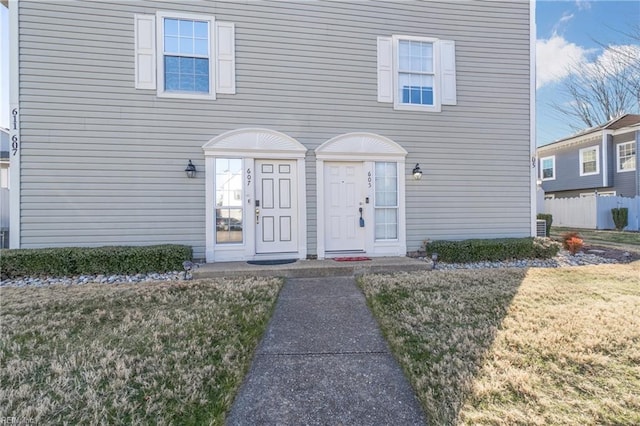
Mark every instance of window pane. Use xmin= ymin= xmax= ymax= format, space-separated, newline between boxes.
xmin=165 ymin=56 xmax=179 ymax=73
xmin=399 ymin=73 xmax=433 ymax=105
xmin=194 ymin=21 xmax=208 ymax=38
xmin=195 ymin=58 xmax=209 ymax=75
xmin=179 ymin=20 xmax=194 ymax=37
xmin=375 ymin=208 xmax=397 ymax=240
xmin=164 ymin=36 xmax=179 ymax=54
xmin=164 ymin=19 xmax=179 ymax=36
xmin=216 ymin=208 xmax=243 ymax=244
xmin=194 ymin=38 xmax=208 ymax=56
xmin=179 ymin=37 xmax=194 ymax=55
xmin=195 ymin=74 xmax=209 ymax=93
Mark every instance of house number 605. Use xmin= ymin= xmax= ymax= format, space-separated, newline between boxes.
xmin=367 ymin=171 xmax=372 ymax=188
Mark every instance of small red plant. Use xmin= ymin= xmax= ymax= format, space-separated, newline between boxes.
xmin=561 ymin=231 xmax=581 ymax=250
xmin=566 ymin=237 xmax=584 ymax=255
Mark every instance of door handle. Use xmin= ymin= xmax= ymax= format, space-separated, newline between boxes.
xmin=256 ymin=208 xmax=260 ymax=224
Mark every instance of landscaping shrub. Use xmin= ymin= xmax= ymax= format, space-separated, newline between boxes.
xmin=0 ymin=244 xmax=192 ymax=279
xmin=536 ymin=213 xmax=553 ymax=236
xmin=561 ymin=231 xmax=581 ymax=250
xmin=422 ymin=237 xmax=560 ymax=263
xmin=611 ymin=208 xmax=628 ymax=231
xmin=566 ymin=237 xmax=584 ymax=255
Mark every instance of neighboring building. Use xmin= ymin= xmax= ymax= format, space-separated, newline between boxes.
xmin=0 ymin=128 xmax=8 ymax=189
xmin=7 ymin=0 xmax=536 ymax=262
xmin=537 ymin=115 xmax=640 ymax=199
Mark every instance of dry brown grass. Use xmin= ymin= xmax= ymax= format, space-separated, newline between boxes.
xmin=359 ymin=263 xmax=640 ymax=425
xmin=0 ymin=277 xmax=282 ymax=425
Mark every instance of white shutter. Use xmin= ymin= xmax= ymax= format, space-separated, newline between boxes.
xmin=215 ymin=22 xmax=236 ymax=94
xmin=440 ymin=40 xmax=457 ymax=106
xmin=377 ymin=36 xmax=393 ymax=103
xmin=134 ymin=14 xmax=156 ymax=90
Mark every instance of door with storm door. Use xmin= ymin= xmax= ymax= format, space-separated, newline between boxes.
xmin=255 ymin=160 xmax=298 ymax=254
xmin=324 ymin=162 xmax=365 ymax=252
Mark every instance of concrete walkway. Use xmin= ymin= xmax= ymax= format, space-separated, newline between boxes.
xmin=226 ymin=276 xmax=427 ymax=425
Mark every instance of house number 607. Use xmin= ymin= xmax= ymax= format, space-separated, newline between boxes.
xmin=247 ymin=168 xmax=252 ymax=186
xmin=11 ymin=135 xmax=19 ymax=156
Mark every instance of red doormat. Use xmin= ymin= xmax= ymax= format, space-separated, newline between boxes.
xmin=333 ymin=257 xmax=372 ymax=262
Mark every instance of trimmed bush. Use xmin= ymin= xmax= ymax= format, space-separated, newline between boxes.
xmin=537 ymin=213 xmax=553 ymax=236
xmin=422 ymin=237 xmax=560 ymax=263
xmin=0 ymin=244 xmax=192 ymax=280
xmin=611 ymin=208 xmax=628 ymax=231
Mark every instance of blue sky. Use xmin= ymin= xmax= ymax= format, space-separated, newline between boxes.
xmin=536 ymin=0 xmax=640 ymax=146
xmin=1 ymin=2 xmax=639 ymax=144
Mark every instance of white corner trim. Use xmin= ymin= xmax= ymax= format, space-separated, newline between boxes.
xmin=9 ymin=0 xmax=20 ymax=248
xmin=530 ymin=0 xmax=537 ymax=237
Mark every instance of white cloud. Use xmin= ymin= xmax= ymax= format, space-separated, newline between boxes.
xmin=575 ymin=0 xmax=591 ymax=11
xmin=536 ymin=35 xmax=589 ymax=88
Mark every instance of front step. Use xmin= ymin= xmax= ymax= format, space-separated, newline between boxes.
xmin=192 ymin=257 xmax=432 ymax=279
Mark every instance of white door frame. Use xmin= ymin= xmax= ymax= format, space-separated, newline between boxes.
xmin=202 ymin=129 xmax=307 ymax=262
xmin=315 ymin=133 xmax=408 ymax=259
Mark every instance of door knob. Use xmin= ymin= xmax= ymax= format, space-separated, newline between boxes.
xmin=256 ymin=208 xmax=260 ymax=224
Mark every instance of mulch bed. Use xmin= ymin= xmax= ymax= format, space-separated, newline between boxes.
xmin=584 ymin=245 xmax=640 ymax=263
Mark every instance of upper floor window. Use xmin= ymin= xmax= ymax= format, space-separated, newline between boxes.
xmin=579 ymin=146 xmax=599 ymax=176
xmin=617 ymin=141 xmax=636 ymax=172
xmin=163 ymin=17 xmax=211 ymax=94
xmin=134 ymin=13 xmax=235 ymax=99
xmin=377 ymin=35 xmax=456 ymax=112
xmin=398 ymin=39 xmax=434 ymax=107
xmin=540 ymin=156 xmax=555 ymax=180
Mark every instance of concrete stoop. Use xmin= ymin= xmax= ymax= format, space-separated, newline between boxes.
xmin=192 ymin=256 xmax=433 ymax=279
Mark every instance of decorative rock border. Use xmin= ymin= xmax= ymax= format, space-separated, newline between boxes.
xmin=0 ymin=249 xmax=633 ymax=288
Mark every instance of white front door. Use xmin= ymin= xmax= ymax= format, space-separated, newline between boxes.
xmin=255 ymin=160 xmax=298 ymax=253
xmin=324 ymin=162 xmax=365 ymax=252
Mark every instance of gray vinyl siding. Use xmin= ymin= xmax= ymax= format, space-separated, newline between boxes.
xmin=613 ymin=131 xmax=639 ymax=197
xmin=18 ymin=0 xmax=532 ymax=258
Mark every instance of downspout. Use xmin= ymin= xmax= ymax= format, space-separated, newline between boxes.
xmin=529 ymin=0 xmax=537 ymax=237
xmin=8 ymin=0 xmax=20 ymax=248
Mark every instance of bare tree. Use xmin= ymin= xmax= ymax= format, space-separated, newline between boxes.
xmin=551 ymin=25 xmax=640 ymax=129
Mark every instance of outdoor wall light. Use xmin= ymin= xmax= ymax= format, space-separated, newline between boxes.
xmin=185 ymin=160 xmax=197 ymax=178
xmin=412 ymin=163 xmax=423 ymax=180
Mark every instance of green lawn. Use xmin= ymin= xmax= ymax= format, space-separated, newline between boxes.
xmin=551 ymin=227 xmax=640 ymax=252
xmin=360 ymin=264 xmax=640 ymax=425
xmin=0 ymin=277 xmax=282 ymax=425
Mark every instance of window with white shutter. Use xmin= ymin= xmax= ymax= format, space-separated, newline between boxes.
xmin=377 ymin=35 xmax=456 ymax=112
xmin=134 ymin=12 xmax=236 ymax=99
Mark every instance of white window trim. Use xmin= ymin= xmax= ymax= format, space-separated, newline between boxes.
xmin=156 ymin=11 xmax=216 ymax=100
xmin=392 ymin=35 xmax=441 ymax=112
xmin=579 ymin=145 xmax=600 ymax=177
xmin=617 ymin=141 xmax=636 ymax=173
xmin=540 ymin=155 xmax=555 ymax=181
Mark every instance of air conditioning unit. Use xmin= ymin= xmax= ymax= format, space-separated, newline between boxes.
xmin=536 ymin=219 xmax=547 ymax=237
